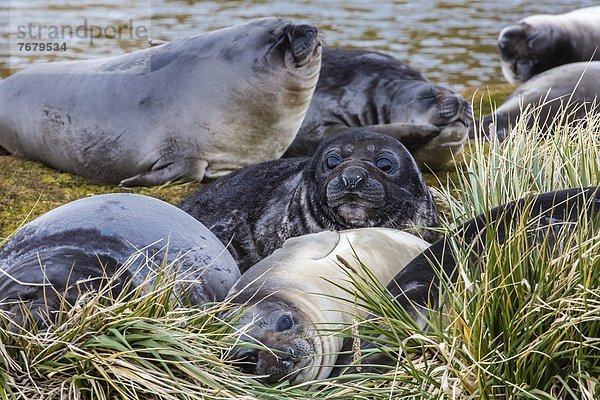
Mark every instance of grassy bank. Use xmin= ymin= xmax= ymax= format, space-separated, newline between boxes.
xmin=1 ymin=87 xmax=598 ymax=399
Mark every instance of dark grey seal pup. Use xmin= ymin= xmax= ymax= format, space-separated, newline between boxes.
xmin=0 ymin=18 xmax=321 ymax=186
xmin=283 ymin=48 xmax=472 ymax=171
xmin=388 ymin=186 xmax=599 ymax=328
xmin=179 ymin=129 xmax=440 ymax=272
xmin=481 ymin=62 xmax=600 ymax=140
xmin=498 ymin=6 xmax=600 ymax=83
xmin=0 ymin=193 xmax=240 ymax=327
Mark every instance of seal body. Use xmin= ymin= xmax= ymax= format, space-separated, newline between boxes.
xmin=481 ymin=62 xmax=600 ymax=140
xmin=226 ymin=228 xmax=430 ymax=383
xmin=498 ymin=7 xmax=600 ymax=83
xmin=179 ymin=129 xmax=440 ymax=272
xmin=284 ymin=48 xmax=472 ymax=170
xmin=0 ymin=18 xmax=321 ymax=186
xmin=387 ymin=187 xmax=600 ymax=324
xmin=0 ymin=193 xmax=240 ymax=326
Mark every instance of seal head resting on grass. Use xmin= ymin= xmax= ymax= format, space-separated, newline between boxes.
xmin=480 ymin=62 xmax=600 ymax=140
xmin=0 ymin=193 xmax=240 ymax=327
xmin=0 ymin=18 xmax=322 ymax=186
xmin=226 ymin=228 xmax=430 ymax=384
xmin=497 ymin=6 xmax=600 ymax=83
xmin=283 ymin=48 xmax=472 ymax=171
xmin=179 ymin=129 xmax=440 ymax=272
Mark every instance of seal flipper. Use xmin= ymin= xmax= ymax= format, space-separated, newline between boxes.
xmin=119 ymin=159 xmax=209 ymax=187
xmin=0 ymin=248 xmax=127 ymax=329
xmin=359 ymin=123 xmax=441 ymax=151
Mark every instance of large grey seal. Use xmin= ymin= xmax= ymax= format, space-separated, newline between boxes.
xmin=0 ymin=18 xmax=322 ymax=186
xmin=0 ymin=193 xmax=240 ymax=327
xmin=283 ymin=48 xmax=472 ymax=171
xmin=481 ymin=62 xmax=600 ymax=140
xmin=225 ymin=228 xmax=430 ymax=384
xmin=498 ymin=6 xmax=600 ymax=83
xmin=179 ymin=129 xmax=440 ymax=272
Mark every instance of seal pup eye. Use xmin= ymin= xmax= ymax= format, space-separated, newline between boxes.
xmin=375 ymin=157 xmax=395 ymax=173
xmin=276 ymin=315 xmax=294 ymax=332
xmin=324 ymin=154 xmax=342 ymax=170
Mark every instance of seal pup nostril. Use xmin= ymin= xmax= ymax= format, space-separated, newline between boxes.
xmin=287 ymin=347 xmax=296 ymax=359
xmin=340 ymin=167 xmax=367 ymax=189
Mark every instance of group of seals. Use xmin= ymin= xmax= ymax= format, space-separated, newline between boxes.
xmin=482 ymin=62 xmax=600 ymax=140
xmin=226 ymin=228 xmax=430 ymax=384
xmin=487 ymin=7 xmax=600 ymax=140
xmin=498 ymin=6 xmax=600 ymax=83
xmin=0 ymin=12 xmax=597 ymax=389
xmin=284 ymin=48 xmax=473 ymax=171
xmin=1 ymin=8 xmax=598 ymax=180
xmin=179 ymin=129 xmax=440 ymax=272
xmin=226 ymin=187 xmax=598 ymax=383
xmin=0 ymin=194 xmax=240 ymax=327
xmin=0 ymin=18 xmax=322 ymax=186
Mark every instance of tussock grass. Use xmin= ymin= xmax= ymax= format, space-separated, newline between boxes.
xmin=0 ymin=95 xmax=599 ymax=399
xmin=347 ymin=106 xmax=600 ymax=398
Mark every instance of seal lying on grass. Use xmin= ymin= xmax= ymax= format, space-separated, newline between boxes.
xmin=498 ymin=6 xmax=600 ymax=83
xmin=481 ymin=62 xmax=600 ymax=140
xmin=0 ymin=193 xmax=240 ymax=327
xmin=179 ymin=129 xmax=440 ymax=272
xmin=0 ymin=18 xmax=321 ymax=186
xmin=283 ymin=48 xmax=472 ymax=170
xmin=226 ymin=228 xmax=430 ymax=384
xmin=387 ymin=186 xmax=600 ymax=328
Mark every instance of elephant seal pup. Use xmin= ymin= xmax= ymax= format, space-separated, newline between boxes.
xmin=179 ymin=129 xmax=440 ymax=272
xmin=481 ymin=62 xmax=600 ymax=140
xmin=226 ymin=228 xmax=431 ymax=384
xmin=0 ymin=193 xmax=240 ymax=327
xmin=283 ymin=48 xmax=472 ymax=171
xmin=387 ymin=187 xmax=599 ymax=326
xmin=0 ymin=18 xmax=321 ymax=186
xmin=498 ymin=6 xmax=600 ymax=83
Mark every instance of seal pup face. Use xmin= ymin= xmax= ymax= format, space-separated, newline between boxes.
xmin=229 ymin=298 xmax=324 ymax=384
xmin=307 ymin=130 xmax=439 ymax=237
xmin=204 ymin=18 xmax=323 ymax=177
xmin=391 ymin=82 xmax=472 ymax=146
xmin=498 ymin=22 xmax=539 ymax=83
xmin=264 ymin=22 xmax=322 ymax=69
xmin=497 ymin=20 xmax=567 ymax=83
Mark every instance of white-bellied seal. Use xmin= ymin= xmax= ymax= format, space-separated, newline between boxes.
xmin=225 ymin=228 xmax=430 ymax=384
xmin=387 ymin=187 xmax=599 ymax=327
xmin=0 ymin=193 xmax=240 ymax=327
xmin=481 ymin=62 xmax=600 ymax=140
xmin=283 ymin=48 xmax=472 ymax=171
xmin=179 ymin=129 xmax=440 ymax=272
xmin=0 ymin=18 xmax=322 ymax=186
xmin=498 ymin=6 xmax=600 ymax=83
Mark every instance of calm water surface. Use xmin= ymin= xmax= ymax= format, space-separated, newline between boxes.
xmin=0 ymin=1 xmax=598 ymax=90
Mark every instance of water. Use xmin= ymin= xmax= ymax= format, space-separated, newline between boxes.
xmin=0 ymin=0 xmax=598 ymax=90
